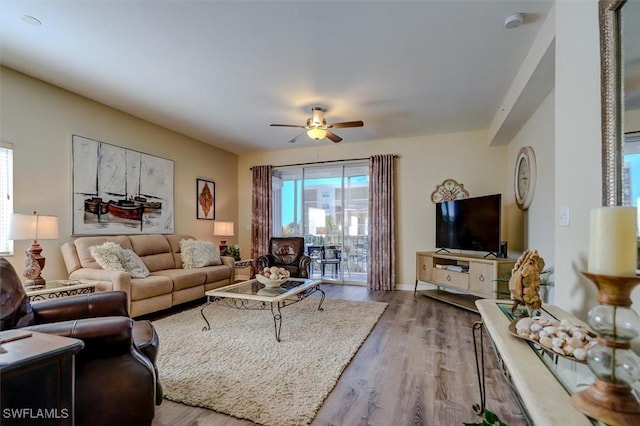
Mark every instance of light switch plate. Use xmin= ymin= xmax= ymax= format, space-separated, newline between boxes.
xmin=559 ymin=206 xmax=570 ymax=227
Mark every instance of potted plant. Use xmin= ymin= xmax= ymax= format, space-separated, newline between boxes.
xmin=221 ymin=245 xmax=241 ymax=261
xmin=463 ymin=409 xmax=508 ymax=426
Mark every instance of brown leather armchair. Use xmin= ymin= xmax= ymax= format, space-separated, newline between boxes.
xmin=0 ymin=257 xmax=161 ymax=426
xmin=257 ymin=237 xmax=312 ymax=278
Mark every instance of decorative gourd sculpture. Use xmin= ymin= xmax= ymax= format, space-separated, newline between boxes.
xmin=509 ymin=249 xmax=545 ymax=315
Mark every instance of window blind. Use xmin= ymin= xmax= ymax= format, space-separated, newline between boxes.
xmin=0 ymin=142 xmax=14 ymax=255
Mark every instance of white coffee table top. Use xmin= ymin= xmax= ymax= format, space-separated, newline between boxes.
xmin=205 ymin=278 xmax=321 ymax=303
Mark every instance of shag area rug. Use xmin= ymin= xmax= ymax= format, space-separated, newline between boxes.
xmin=153 ymin=296 xmax=387 ymax=426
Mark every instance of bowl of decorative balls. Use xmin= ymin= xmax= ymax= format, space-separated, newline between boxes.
xmin=255 ymin=267 xmax=291 ymax=288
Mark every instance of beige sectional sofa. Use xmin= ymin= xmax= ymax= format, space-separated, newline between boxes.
xmin=61 ymin=234 xmax=235 ymax=317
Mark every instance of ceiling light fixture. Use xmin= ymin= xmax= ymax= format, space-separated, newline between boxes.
xmin=504 ymin=13 xmax=524 ymax=29
xmin=306 ymin=127 xmax=327 ymax=140
xmin=20 ymin=15 xmax=42 ymax=26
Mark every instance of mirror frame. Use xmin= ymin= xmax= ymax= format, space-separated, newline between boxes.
xmin=599 ymin=0 xmax=626 ymax=206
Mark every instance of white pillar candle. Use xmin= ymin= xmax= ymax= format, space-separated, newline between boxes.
xmin=588 ymin=206 xmax=638 ymax=276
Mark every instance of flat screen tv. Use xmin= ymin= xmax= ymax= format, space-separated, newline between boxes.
xmin=435 ymin=194 xmax=501 ymax=253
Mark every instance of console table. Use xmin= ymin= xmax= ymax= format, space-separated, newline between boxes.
xmin=474 ymin=299 xmax=640 ymax=425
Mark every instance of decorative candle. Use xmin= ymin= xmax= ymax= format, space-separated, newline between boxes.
xmin=588 ymin=206 xmax=638 ymax=277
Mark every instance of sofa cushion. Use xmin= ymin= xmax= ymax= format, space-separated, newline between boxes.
xmin=89 ymin=242 xmax=126 ymax=271
xmin=153 ymin=269 xmax=206 ymax=291
xmin=200 ymin=264 xmax=233 ymax=283
xmin=129 ymin=276 xmax=174 ymax=301
xmin=129 ymin=235 xmax=175 ymax=272
xmin=75 ymin=236 xmax=133 ymax=269
xmin=179 ymin=239 xmax=221 ymax=268
xmin=165 ymin=234 xmax=193 ymax=268
xmin=119 ymin=249 xmax=150 ymax=278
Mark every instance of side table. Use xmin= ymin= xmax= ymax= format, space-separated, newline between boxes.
xmin=0 ymin=330 xmax=84 ymax=426
xmin=26 ymin=280 xmax=96 ymax=302
xmin=473 ymin=299 xmax=610 ymax=425
xmin=234 ymin=259 xmax=255 ymax=281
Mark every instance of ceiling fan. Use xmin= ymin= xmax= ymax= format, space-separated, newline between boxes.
xmin=270 ymin=106 xmax=364 ymax=143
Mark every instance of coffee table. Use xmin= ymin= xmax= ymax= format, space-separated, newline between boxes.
xmin=200 ymin=278 xmax=324 ymax=342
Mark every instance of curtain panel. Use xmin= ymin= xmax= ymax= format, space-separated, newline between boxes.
xmin=368 ymin=154 xmax=396 ymax=290
xmin=251 ymin=165 xmax=273 ymax=267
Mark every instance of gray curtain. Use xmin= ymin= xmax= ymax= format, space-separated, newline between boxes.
xmin=250 ymin=165 xmax=272 ymax=266
xmin=367 ymin=154 xmax=396 ymax=290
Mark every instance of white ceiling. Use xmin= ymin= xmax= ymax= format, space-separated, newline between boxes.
xmin=0 ymin=0 xmax=556 ymax=154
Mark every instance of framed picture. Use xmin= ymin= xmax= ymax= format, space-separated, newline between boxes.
xmin=72 ymin=135 xmax=174 ymax=235
xmin=196 ymin=178 xmax=215 ymax=220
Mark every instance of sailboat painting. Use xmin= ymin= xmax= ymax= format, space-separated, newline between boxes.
xmin=72 ymin=135 xmax=174 ymax=235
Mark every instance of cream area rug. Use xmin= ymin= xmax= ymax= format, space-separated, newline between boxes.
xmin=153 ymin=296 xmax=387 ymax=426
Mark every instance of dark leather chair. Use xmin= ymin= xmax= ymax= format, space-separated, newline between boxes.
xmin=0 ymin=257 xmax=162 ymax=426
xmin=257 ymin=237 xmax=312 ymax=278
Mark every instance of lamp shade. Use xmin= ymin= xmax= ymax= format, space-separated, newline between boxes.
xmin=213 ymin=221 xmax=234 ymax=237
xmin=9 ymin=212 xmax=59 ymax=241
xmin=306 ymin=128 xmax=327 ymax=140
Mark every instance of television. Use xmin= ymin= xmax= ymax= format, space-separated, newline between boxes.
xmin=435 ymin=194 xmax=501 ymax=253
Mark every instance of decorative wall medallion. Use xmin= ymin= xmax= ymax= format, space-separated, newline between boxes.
xmin=430 ymin=179 xmax=470 ymax=203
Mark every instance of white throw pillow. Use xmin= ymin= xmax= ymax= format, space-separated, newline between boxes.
xmin=118 ymin=248 xmax=150 ymax=278
xmin=180 ymin=239 xmax=222 ymax=268
xmin=89 ymin=241 xmax=126 ymax=271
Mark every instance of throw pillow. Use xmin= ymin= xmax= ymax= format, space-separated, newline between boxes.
xmin=118 ymin=248 xmax=150 ymax=278
xmin=89 ymin=242 xmax=126 ymax=271
xmin=180 ymin=239 xmax=222 ymax=269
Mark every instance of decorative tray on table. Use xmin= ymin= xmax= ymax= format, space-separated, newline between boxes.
xmin=507 ymin=317 xmax=597 ymax=364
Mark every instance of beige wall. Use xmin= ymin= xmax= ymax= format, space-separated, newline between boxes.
xmin=507 ymin=90 xmax=556 ymax=301
xmin=1 ymin=67 xmax=238 ymax=281
xmin=237 ymin=131 xmax=512 ymax=287
xmin=554 ymin=0 xmax=611 ymax=318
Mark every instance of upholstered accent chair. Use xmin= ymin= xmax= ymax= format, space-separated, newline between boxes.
xmin=0 ymin=257 xmax=162 ymax=426
xmin=257 ymin=237 xmax=312 ymax=278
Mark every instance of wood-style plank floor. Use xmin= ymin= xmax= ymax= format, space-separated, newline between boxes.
xmin=151 ymin=285 xmax=526 ymax=426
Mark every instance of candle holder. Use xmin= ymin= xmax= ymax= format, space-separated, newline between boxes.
xmin=570 ymin=272 xmax=640 ymax=426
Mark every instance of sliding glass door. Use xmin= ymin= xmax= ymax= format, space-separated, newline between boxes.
xmin=272 ymin=162 xmax=369 ymax=284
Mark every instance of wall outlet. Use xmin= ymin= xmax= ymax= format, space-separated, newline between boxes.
xmin=559 ymin=206 xmax=570 ymax=227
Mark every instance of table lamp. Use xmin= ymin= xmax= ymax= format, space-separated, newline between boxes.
xmin=213 ymin=221 xmax=234 ymax=252
xmin=9 ymin=211 xmax=59 ymax=287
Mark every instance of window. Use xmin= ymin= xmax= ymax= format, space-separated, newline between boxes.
xmin=0 ymin=142 xmax=14 ymax=255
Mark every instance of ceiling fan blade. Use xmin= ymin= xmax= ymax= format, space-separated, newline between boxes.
xmin=328 ymin=120 xmax=364 ymax=129
xmin=326 ymin=131 xmax=343 ymax=143
xmin=270 ymin=124 xmax=306 ymax=128
xmin=287 ymin=132 xmax=306 ymax=144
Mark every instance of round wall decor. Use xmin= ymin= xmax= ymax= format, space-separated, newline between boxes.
xmin=430 ymin=178 xmax=469 ymax=203
xmin=514 ymin=146 xmax=537 ymax=210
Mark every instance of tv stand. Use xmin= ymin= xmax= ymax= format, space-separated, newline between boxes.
xmin=414 ymin=251 xmax=515 ymax=312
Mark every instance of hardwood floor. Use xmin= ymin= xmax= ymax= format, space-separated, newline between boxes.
xmin=151 ymin=285 xmax=526 ymax=426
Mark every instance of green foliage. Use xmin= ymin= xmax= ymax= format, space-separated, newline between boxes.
xmin=221 ymin=245 xmax=241 ymax=261
xmin=463 ymin=409 xmax=508 ymax=426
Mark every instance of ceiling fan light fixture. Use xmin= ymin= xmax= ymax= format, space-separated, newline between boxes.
xmin=306 ymin=128 xmax=327 ymax=140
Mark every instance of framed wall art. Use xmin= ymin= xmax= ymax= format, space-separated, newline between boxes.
xmin=196 ymin=178 xmax=215 ymax=220
xmin=72 ymin=135 xmax=174 ymax=235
